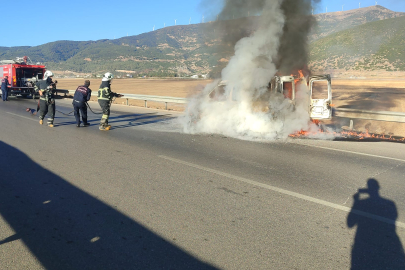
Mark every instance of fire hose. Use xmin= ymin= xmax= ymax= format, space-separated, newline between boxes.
xmin=86 ymin=102 xmax=103 ymax=115
xmin=26 ymin=96 xmax=120 ymax=116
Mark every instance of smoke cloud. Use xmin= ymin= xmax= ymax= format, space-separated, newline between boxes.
xmin=180 ymin=0 xmax=323 ymax=140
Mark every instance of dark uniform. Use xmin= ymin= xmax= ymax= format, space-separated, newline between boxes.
xmin=38 ymin=77 xmax=56 ymax=126
xmin=98 ymin=80 xmax=120 ymax=130
xmin=1 ymin=76 xmax=10 ymax=101
xmin=73 ymin=81 xmax=92 ymax=127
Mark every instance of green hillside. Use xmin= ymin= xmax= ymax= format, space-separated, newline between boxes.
xmin=311 ymin=5 xmax=404 ymax=41
xmin=309 ymin=15 xmax=405 ymax=71
xmin=0 ymin=5 xmax=404 ymax=76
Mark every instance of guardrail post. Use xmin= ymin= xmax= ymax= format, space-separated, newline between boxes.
xmin=126 ymin=98 xmax=128 ymax=106
xmin=165 ymin=102 xmax=168 ymax=110
xmin=145 ymin=100 xmax=147 ymax=108
xmin=349 ymin=120 xmax=353 ymax=130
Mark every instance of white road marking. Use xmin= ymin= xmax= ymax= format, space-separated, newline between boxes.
xmin=159 ymin=155 xmax=405 ymax=229
xmin=6 ymin=112 xmax=38 ymax=122
xmin=295 ymin=143 xmax=405 ymax=163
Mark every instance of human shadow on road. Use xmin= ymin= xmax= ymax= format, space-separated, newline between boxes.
xmin=347 ymin=178 xmax=405 ymax=269
xmin=0 ymin=141 xmax=218 ymax=270
xmin=55 ymin=113 xmax=174 ymax=129
xmin=108 ymin=115 xmax=176 ymax=130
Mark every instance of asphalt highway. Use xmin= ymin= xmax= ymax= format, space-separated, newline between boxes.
xmin=0 ymin=97 xmax=404 ymax=269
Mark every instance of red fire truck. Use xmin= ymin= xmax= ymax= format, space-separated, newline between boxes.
xmin=0 ymin=56 xmax=46 ymax=98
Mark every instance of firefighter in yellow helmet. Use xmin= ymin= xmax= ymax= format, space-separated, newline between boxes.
xmin=97 ymin=72 xmax=123 ymax=130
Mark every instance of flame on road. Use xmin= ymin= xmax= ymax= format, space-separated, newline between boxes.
xmin=289 ymin=126 xmax=405 ymax=142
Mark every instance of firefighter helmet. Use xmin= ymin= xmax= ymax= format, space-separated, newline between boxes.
xmin=102 ymin=72 xmax=114 ymax=81
xmin=44 ymin=70 xmax=54 ymax=79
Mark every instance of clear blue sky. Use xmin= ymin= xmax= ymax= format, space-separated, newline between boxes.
xmin=1 ymin=0 xmax=404 ymax=47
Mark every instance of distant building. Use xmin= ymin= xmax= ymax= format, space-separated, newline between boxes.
xmin=191 ymin=74 xmax=208 ymax=79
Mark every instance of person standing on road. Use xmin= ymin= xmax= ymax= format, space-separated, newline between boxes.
xmin=1 ymin=75 xmax=11 ymax=101
xmin=72 ymin=80 xmax=92 ymax=127
xmin=97 ymin=72 xmax=123 ymax=131
xmin=38 ymin=70 xmax=57 ymax=127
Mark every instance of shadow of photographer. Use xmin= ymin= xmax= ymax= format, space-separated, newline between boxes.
xmin=347 ymin=178 xmax=405 ymax=269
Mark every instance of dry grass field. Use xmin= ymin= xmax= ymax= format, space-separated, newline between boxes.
xmin=57 ymin=78 xmax=207 ymax=97
xmin=330 ymin=78 xmax=405 ymax=136
xmin=332 ymin=78 xmax=405 ymax=112
xmin=57 ymin=77 xmax=405 ymax=136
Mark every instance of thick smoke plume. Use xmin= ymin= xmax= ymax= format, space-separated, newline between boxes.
xmin=180 ymin=0 xmax=323 ymax=140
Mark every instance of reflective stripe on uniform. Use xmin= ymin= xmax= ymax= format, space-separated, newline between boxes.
xmin=98 ymin=87 xmax=111 ymax=100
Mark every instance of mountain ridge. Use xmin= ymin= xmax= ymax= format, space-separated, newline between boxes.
xmin=0 ymin=5 xmax=404 ymax=76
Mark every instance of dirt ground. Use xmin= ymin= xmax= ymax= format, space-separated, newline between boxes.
xmin=57 ymin=78 xmax=207 ymax=111
xmin=57 ymin=77 xmax=405 ymax=137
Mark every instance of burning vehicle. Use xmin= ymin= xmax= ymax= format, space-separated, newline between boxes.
xmin=181 ymin=0 xmax=337 ymax=140
xmin=183 ymin=72 xmax=332 ymax=139
xmin=206 ymin=73 xmax=332 ymax=121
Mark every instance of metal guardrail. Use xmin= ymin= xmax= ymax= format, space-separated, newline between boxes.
xmin=63 ymin=89 xmax=405 ymax=123
xmin=334 ymin=108 xmax=405 ymax=123
xmin=66 ymin=90 xmax=186 ymax=110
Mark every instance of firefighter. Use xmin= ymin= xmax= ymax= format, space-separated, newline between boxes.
xmin=72 ymin=80 xmax=92 ymax=127
xmin=38 ymin=70 xmax=57 ymax=127
xmin=1 ymin=75 xmax=11 ymax=101
xmin=97 ymin=72 xmax=123 ymax=130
